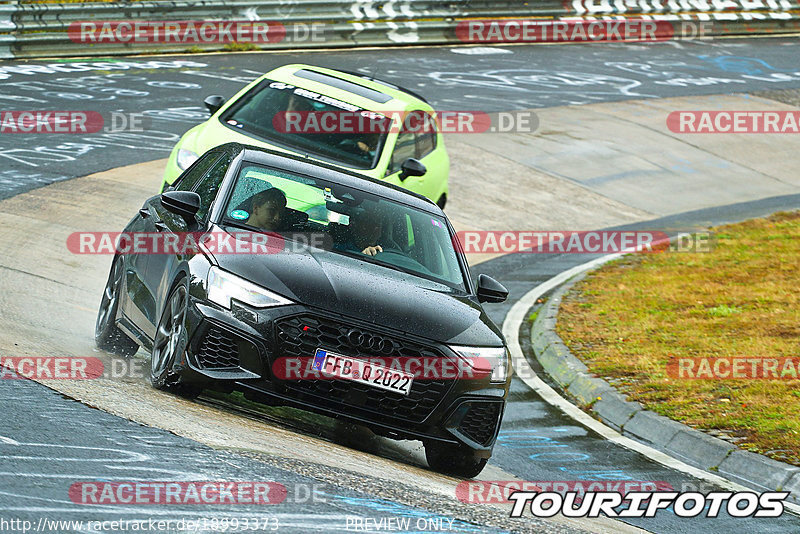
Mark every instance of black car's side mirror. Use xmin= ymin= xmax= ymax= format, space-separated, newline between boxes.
xmin=161 ymin=191 xmax=201 ymax=228
xmin=476 ymin=274 xmax=508 ymax=303
xmin=204 ymin=95 xmax=226 ymax=115
xmin=399 ymin=158 xmax=426 ymax=182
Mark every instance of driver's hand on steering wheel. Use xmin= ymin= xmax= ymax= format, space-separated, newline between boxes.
xmin=361 ymin=245 xmax=383 ymax=256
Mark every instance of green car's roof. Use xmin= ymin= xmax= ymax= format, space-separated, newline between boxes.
xmin=265 ymin=64 xmax=433 ymax=114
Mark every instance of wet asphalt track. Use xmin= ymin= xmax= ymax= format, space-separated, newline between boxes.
xmin=0 ymin=378 xmax=514 ymax=534
xmin=2 ymin=39 xmax=800 ymax=533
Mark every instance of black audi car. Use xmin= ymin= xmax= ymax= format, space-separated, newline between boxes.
xmin=95 ymin=142 xmax=510 ymax=477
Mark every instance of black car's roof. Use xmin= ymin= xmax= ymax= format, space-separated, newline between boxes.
xmin=222 ymin=143 xmax=442 ymax=215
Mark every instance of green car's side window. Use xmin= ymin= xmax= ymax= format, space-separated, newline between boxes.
xmin=416 ymin=130 xmax=436 ymax=159
xmin=386 ymin=112 xmax=437 ymax=176
xmin=387 ymin=132 xmax=416 ymax=175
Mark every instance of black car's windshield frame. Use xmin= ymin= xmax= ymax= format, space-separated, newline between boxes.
xmin=211 ymin=159 xmax=471 ymax=293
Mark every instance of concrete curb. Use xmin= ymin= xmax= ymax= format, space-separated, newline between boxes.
xmin=529 ymin=271 xmax=800 ymax=504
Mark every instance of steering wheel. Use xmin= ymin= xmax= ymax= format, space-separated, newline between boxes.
xmin=374 ymin=249 xmax=428 ymax=272
xmin=337 ymin=138 xmax=360 ymax=148
xmin=338 ymin=138 xmax=373 ymax=156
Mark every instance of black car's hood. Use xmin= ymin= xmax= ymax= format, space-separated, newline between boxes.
xmin=211 ymin=229 xmax=503 ymax=346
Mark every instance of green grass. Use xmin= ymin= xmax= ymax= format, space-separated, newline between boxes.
xmin=557 ymin=211 xmax=800 ymax=466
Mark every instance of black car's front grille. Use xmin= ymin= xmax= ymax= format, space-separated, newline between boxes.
xmin=458 ymin=401 xmax=503 ymax=446
xmin=196 ymin=327 xmax=240 ymax=369
xmin=274 ymin=314 xmax=455 ymax=424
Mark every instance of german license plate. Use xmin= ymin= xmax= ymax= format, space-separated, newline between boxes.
xmin=312 ymin=348 xmax=413 ymax=396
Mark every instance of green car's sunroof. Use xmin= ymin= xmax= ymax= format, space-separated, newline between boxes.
xmin=294 ymin=69 xmax=393 ymax=104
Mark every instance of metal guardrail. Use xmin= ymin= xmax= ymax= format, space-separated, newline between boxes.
xmin=0 ymin=0 xmax=799 ymax=59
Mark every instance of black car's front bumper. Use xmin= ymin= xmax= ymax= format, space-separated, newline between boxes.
xmin=180 ymin=297 xmax=507 ymax=455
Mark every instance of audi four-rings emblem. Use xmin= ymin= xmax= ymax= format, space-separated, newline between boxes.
xmin=346 ymin=328 xmax=394 ymax=354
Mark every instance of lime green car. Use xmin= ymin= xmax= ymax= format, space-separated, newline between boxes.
xmin=162 ymin=64 xmax=450 ymax=208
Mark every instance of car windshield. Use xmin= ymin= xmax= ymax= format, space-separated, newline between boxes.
xmin=220 ymin=80 xmax=389 ymax=170
xmin=222 ymin=164 xmax=466 ymax=291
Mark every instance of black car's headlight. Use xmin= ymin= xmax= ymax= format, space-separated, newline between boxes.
xmin=207 ymin=267 xmax=293 ymax=309
xmin=450 ymin=345 xmax=509 ymax=384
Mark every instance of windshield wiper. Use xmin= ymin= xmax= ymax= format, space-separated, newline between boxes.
xmin=221 ymin=219 xmax=262 ymax=233
xmin=335 ymin=249 xmax=429 ymax=280
xmin=220 ymin=220 xmax=291 ymax=244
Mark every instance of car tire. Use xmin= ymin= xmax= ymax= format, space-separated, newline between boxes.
xmin=424 ymin=440 xmax=487 ymax=478
xmin=436 ymin=194 xmax=447 ymax=210
xmin=95 ymin=257 xmax=139 ymax=357
xmin=149 ymin=280 xmax=202 ymax=399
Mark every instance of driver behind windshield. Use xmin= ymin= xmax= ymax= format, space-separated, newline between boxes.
xmin=338 ymin=205 xmax=395 ymax=257
xmin=245 ymin=188 xmax=287 ymax=232
xmin=352 ymin=132 xmax=380 ymax=161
